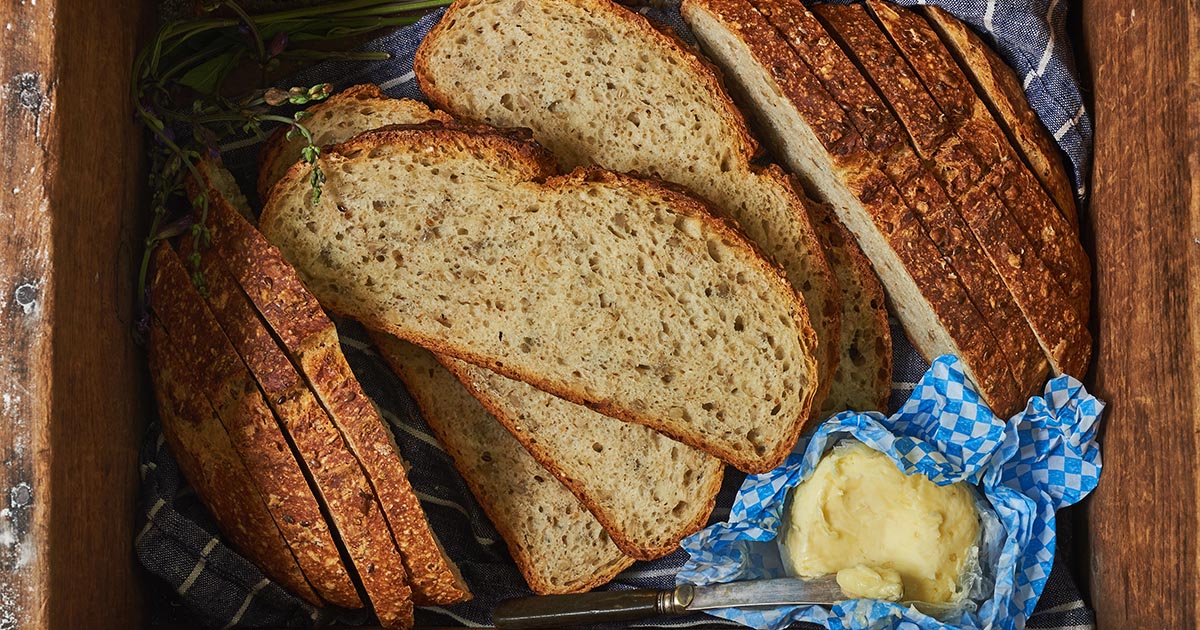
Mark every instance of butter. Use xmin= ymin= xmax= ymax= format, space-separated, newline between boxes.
xmin=778 ymin=442 xmax=979 ymax=604
xmin=836 ymin=565 xmax=904 ymax=601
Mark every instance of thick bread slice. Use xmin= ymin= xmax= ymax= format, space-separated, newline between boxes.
xmin=922 ymin=6 xmax=1078 ymax=230
xmin=182 ymin=238 xmax=414 ymax=626
xmin=864 ymin=0 xmax=1090 ymax=329
xmin=259 ymin=125 xmax=819 ymax=473
xmin=257 ymin=84 xmax=452 ymax=202
xmin=371 ymin=334 xmax=635 ymax=594
xmin=683 ymin=0 xmax=1028 ymax=414
xmin=149 ymin=244 xmax=362 ymax=609
xmin=415 ymin=0 xmax=841 ymax=422
xmin=810 ymin=3 xmax=1048 ymax=396
xmin=196 ymin=161 xmax=472 ymax=606
xmin=805 ymin=202 xmax=891 ymax=415
xmin=439 ymin=356 xmax=724 ymax=560
xmin=148 ymin=322 xmax=322 ymax=606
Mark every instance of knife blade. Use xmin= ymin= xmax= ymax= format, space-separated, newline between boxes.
xmin=492 ymin=576 xmax=843 ymax=629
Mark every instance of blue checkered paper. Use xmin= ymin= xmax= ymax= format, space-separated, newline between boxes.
xmin=677 ymin=356 xmax=1103 ymax=630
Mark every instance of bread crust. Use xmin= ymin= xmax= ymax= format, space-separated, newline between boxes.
xmin=922 ymin=6 xmax=1078 ymax=231
xmin=261 ymin=124 xmax=820 ymax=473
xmin=372 ymin=334 xmax=635 ymax=595
xmin=198 ymin=166 xmax=472 ymax=607
xmin=150 ymin=244 xmax=362 ymax=609
xmin=179 ymin=230 xmax=416 ymax=626
xmin=439 ymin=357 xmax=724 ymax=561
xmin=415 ymin=0 xmax=840 ymax=423
xmin=148 ymin=321 xmax=322 ymax=607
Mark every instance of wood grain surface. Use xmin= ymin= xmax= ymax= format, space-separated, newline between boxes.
xmin=0 ymin=0 xmax=149 ymax=627
xmin=1082 ymin=0 xmax=1200 ymax=627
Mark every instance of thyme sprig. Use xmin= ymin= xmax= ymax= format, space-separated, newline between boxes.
xmin=132 ymin=0 xmax=450 ymax=338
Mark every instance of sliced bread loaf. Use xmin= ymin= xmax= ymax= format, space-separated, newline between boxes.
xmin=415 ymin=0 xmax=842 ymax=422
xmin=682 ymin=0 xmax=1031 ymax=414
xmin=440 ymin=356 xmax=723 ymax=560
xmin=150 ymin=243 xmax=363 ymax=610
xmin=195 ymin=160 xmax=472 ymax=606
xmin=180 ymin=234 xmax=415 ymax=625
xmin=805 ymin=201 xmax=891 ymax=415
xmin=371 ymin=334 xmax=635 ymax=594
xmin=922 ymin=5 xmax=1078 ymax=231
xmin=258 ymin=125 xmax=819 ymax=473
xmin=148 ymin=320 xmax=322 ymax=606
xmin=257 ymin=84 xmax=452 ymax=202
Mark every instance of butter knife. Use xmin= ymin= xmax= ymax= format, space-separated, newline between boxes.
xmin=492 ymin=576 xmax=843 ymax=629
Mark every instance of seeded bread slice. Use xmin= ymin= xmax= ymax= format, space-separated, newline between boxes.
xmin=257 ymin=84 xmax=452 ymax=203
xmin=415 ymin=0 xmax=841 ymax=422
xmin=805 ymin=202 xmax=891 ymax=415
xmin=148 ymin=321 xmax=322 ymax=607
xmin=440 ymin=356 xmax=723 ymax=560
xmin=922 ymin=6 xmax=1078 ymax=231
xmin=259 ymin=125 xmax=819 ymax=473
xmin=371 ymin=334 xmax=635 ymax=594
xmin=180 ymin=235 xmax=415 ymax=626
xmin=195 ymin=161 xmax=472 ymax=606
xmin=683 ymin=0 xmax=1028 ymax=414
xmin=149 ymin=243 xmax=362 ymax=610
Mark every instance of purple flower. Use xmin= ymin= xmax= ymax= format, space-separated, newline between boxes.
xmin=268 ymin=32 xmax=288 ymax=58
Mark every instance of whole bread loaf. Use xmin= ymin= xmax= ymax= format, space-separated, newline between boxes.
xmin=259 ymin=124 xmax=819 ymax=473
xmin=195 ymin=160 xmax=472 ymax=607
xmin=372 ymin=334 xmax=635 ymax=594
xmin=415 ymin=0 xmax=842 ymax=422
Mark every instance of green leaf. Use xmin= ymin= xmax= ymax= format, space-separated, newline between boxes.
xmin=177 ymin=51 xmax=239 ymax=95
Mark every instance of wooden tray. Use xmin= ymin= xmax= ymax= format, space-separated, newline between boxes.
xmin=0 ymin=0 xmax=1188 ymax=627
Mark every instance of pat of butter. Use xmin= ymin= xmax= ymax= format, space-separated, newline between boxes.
xmin=778 ymin=442 xmax=979 ymax=604
xmin=836 ymin=565 xmax=904 ymax=601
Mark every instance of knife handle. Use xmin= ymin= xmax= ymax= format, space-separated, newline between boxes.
xmin=493 ymin=585 xmax=694 ymax=629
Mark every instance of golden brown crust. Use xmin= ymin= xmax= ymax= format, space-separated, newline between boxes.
xmin=148 ymin=321 xmax=323 ymax=607
xmin=805 ymin=201 xmax=892 ymax=414
xmin=437 ymin=356 xmax=724 ymax=561
xmin=198 ymin=167 xmax=472 ymax=607
xmin=371 ymin=334 xmax=635 ymax=594
xmin=182 ymin=236 xmax=416 ymax=626
xmin=922 ymin=6 xmax=1078 ymax=231
xmin=150 ymin=244 xmax=362 ymax=609
xmin=748 ymin=0 xmax=901 ymax=154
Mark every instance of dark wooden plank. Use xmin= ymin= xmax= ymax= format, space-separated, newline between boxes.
xmin=1083 ymin=0 xmax=1200 ymax=626
xmin=0 ymin=0 xmax=149 ymax=627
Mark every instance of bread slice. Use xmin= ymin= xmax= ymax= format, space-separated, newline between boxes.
xmin=371 ymin=334 xmax=635 ymax=594
xmin=149 ymin=243 xmax=362 ymax=610
xmin=148 ymin=321 xmax=322 ymax=606
xmin=922 ymin=6 xmax=1078 ymax=232
xmin=195 ymin=161 xmax=472 ymax=606
xmin=864 ymin=1 xmax=1090 ymax=328
xmin=257 ymin=84 xmax=452 ymax=202
xmin=259 ymin=124 xmax=819 ymax=473
xmin=682 ymin=0 xmax=1030 ymax=414
xmin=439 ymin=356 xmax=723 ymax=560
xmin=814 ymin=2 xmax=1087 ymax=379
xmin=808 ymin=3 xmax=1049 ymax=395
xmin=415 ymin=0 xmax=842 ymax=422
xmin=805 ymin=201 xmax=891 ymax=415
xmin=180 ymin=236 xmax=415 ymax=625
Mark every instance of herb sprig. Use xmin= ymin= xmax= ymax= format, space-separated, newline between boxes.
xmin=133 ymin=0 xmax=450 ymax=338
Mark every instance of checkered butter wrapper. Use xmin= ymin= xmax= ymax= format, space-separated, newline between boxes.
xmin=677 ymin=355 xmax=1103 ymax=630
